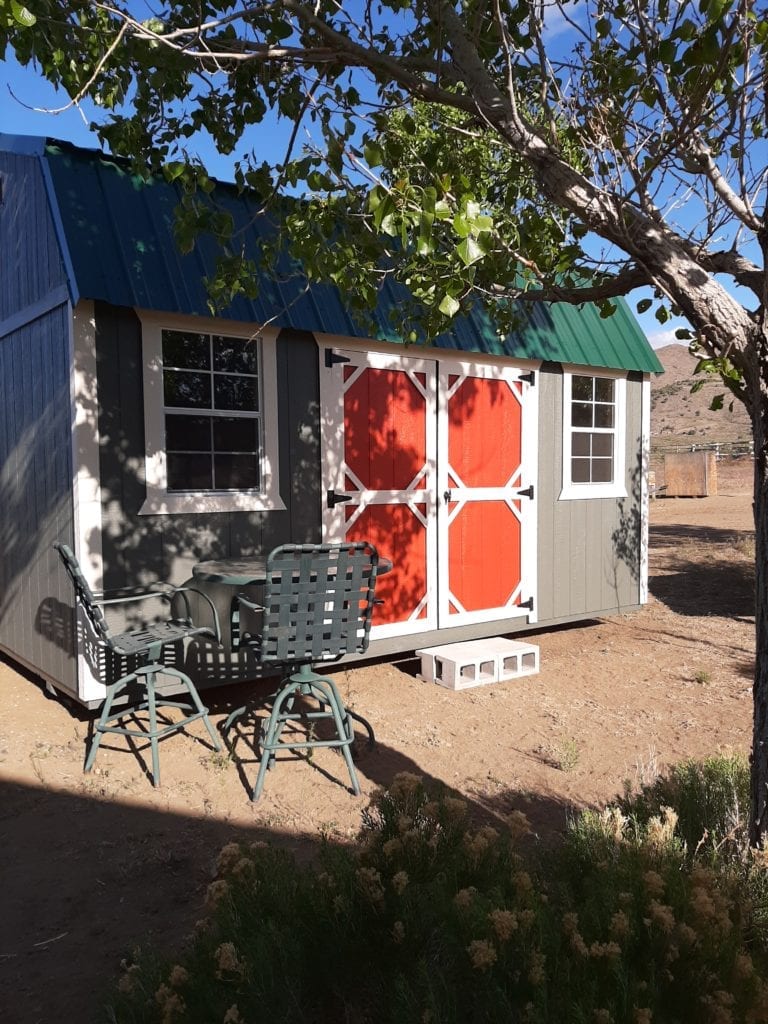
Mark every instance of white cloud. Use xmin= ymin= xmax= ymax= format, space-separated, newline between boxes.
xmin=646 ymin=329 xmax=682 ymax=350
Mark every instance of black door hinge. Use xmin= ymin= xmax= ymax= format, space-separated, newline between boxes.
xmin=519 ymin=371 xmax=536 ymax=385
xmin=519 ymin=596 xmax=534 ymax=611
xmin=327 ymin=489 xmax=353 ymax=509
xmin=517 ymin=485 xmax=534 ymax=500
xmin=325 ymin=349 xmax=351 ymax=367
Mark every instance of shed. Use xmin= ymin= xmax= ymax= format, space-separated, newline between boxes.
xmin=0 ymin=135 xmax=663 ymax=705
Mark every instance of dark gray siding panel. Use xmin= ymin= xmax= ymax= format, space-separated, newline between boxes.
xmin=0 ymin=302 xmax=77 ymax=690
xmin=0 ymin=152 xmax=67 ymax=322
xmin=94 ymin=309 xmax=321 ymax=681
xmin=536 ymin=368 xmax=642 ymax=623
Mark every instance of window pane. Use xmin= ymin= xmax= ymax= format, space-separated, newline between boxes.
xmin=572 ymin=432 xmax=591 ymax=456
xmin=571 ymin=457 xmax=591 ymax=483
xmin=213 ymin=417 xmax=259 ymax=452
xmin=214 ymin=454 xmax=260 ymax=490
xmin=165 ymin=415 xmax=211 ymax=452
xmin=162 ymin=330 xmax=210 ymax=370
xmin=594 ymin=404 xmax=615 ymax=428
xmin=164 ymin=370 xmax=211 ymax=408
xmin=592 ymin=433 xmax=613 ymax=457
xmin=213 ymin=335 xmax=259 ymax=375
xmin=571 ymin=402 xmax=593 ymax=428
xmin=214 ymin=374 xmax=259 ymax=411
xmin=592 ymin=458 xmax=614 ymax=483
xmin=572 ymin=375 xmax=593 ymax=400
xmin=594 ymin=377 xmax=615 ymax=403
xmin=167 ymin=452 xmax=213 ymax=491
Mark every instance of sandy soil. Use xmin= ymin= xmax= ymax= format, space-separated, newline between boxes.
xmin=0 ymin=461 xmax=757 ymax=1023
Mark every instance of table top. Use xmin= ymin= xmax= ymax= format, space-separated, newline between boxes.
xmin=192 ymin=555 xmax=392 ymax=586
xmin=192 ymin=558 xmax=267 ymax=585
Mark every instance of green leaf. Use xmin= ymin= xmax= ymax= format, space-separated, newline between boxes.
xmin=655 ymin=305 xmax=670 ymax=323
xmin=372 ymin=193 xmax=395 ymax=232
xmin=164 ymin=161 xmax=187 ymax=182
xmin=11 ymin=2 xmax=36 ymax=26
xmin=457 ymin=236 xmax=483 ymax=266
xmin=464 ymin=199 xmax=481 ymax=221
xmin=595 ymin=17 xmax=611 ymax=37
xmin=453 ymin=212 xmax=471 ymax=238
xmin=438 ymin=294 xmax=461 ymax=317
xmin=636 ymin=298 xmax=652 ymax=314
xmin=434 ymin=200 xmax=452 ymax=221
xmin=364 ymin=140 xmax=384 ymax=167
xmin=658 ymin=38 xmax=676 ymax=64
xmin=710 ymin=393 xmax=724 ymax=411
xmin=706 ymin=0 xmax=731 ymax=21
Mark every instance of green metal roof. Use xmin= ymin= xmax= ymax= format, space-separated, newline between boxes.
xmin=24 ymin=137 xmax=661 ymax=372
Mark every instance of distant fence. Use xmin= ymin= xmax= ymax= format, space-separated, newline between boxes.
xmin=651 ymin=440 xmax=753 ymax=459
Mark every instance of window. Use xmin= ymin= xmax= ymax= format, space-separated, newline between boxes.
xmin=560 ymin=369 xmax=627 ymax=500
xmin=162 ymin=329 xmax=262 ymax=492
xmin=139 ymin=316 xmax=284 ymax=515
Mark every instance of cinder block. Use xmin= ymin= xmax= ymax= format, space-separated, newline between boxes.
xmin=496 ymin=638 xmax=540 ymax=680
xmin=416 ymin=637 xmax=540 ymax=690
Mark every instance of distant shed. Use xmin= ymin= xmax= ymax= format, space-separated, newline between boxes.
xmin=0 ymin=135 xmax=662 ymax=704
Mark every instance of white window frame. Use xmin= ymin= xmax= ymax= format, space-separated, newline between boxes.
xmin=559 ymin=366 xmax=627 ymax=501
xmin=138 ymin=311 xmax=285 ymax=515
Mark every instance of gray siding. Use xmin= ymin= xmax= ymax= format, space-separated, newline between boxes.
xmin=0 ymin=152 xmax=67 ymax=322
xmin=0 ymin=303 xmax=77 ymax=691
xmin=89 ymin=312 xmax=646 ymax=687
xmin=535 ymin=367 xmax=643 ymax=623
xmin=94 ymin=306 xmax=321 ymax=682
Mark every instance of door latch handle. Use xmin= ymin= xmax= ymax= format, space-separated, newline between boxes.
xmin=327 ymin=489 xmax=353 ymax=509
xmin=443 ymin=489 xmax=452 ymax=504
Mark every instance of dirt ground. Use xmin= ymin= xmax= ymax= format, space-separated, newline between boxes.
xmin=0 ymin=460 xmax=758 ymax=1023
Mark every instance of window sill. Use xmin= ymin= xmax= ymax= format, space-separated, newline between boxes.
xmin=558 ymin=483 xmax=628 ymax=501
xmin=139 ymin=491 xmax=286 ymax=516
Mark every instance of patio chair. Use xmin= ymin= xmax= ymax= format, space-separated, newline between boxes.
xmin=54 ymin=543 xmax=223 ymax=787
xmin=223 ymin=542 xmax=382 ymax=800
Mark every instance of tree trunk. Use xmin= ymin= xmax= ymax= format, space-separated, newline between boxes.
xmin=751 ymin=332 xmax=768 ymax=846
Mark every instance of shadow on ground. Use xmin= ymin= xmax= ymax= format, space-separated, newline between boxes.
xmin=1 ymin=676 xmax=580 ymax=1024
xmin=649 ymin=522 xmax=754 ymax=619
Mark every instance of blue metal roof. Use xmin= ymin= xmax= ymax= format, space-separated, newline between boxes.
xmin=14 ymin=137 xmax=662 ymax=372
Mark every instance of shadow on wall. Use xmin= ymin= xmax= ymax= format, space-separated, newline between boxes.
xmin=0 ymin=309 xmax=74 ymax=638
xmin=608 ymin=443 xmax=644 ymax=609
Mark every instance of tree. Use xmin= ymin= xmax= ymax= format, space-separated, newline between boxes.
xmin=4 ymin=0 xmax=768 ymax=838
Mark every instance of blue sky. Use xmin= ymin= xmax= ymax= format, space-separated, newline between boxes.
xmin=0 ymin=49 xmax=687 ymax=350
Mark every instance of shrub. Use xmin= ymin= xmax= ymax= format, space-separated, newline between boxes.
xmin=619 ymin=754 xmax=750 ymax=858
xmin=106 ymin=762 xmax=768 ymax=1024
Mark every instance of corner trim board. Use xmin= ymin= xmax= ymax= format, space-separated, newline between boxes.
xmin=640 ymin=374 xmax=651 ymax=604
xmin=70 ymin=300 xmax=107 ymax=702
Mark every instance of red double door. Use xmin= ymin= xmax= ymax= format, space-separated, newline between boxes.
xmin=320 ymin=346 xmax=537 ymax=639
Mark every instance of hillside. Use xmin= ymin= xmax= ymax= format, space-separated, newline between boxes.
xmin=651 ymin=344 xmax=752 ymax=448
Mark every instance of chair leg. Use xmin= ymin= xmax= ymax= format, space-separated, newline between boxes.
xmin=222 ymin=705 xmax=248 ymax=734
xmin=252 ymin=685 xmax=296 ymax=801
xmin=181 ymin=674 xmax=223 ymax=753
xmin=312 ymin=678 xmax=360 ymax=796
xmin=84 ymin=676 xmax=129 ymax=774
xmin=146 ymin=670 xmax=161 ymax=788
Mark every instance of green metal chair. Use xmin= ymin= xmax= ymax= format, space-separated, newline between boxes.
xmin=223 ymin=542 xmax=382 ymax=800
xmin=54 ymin=543 xmax=223 ymax=787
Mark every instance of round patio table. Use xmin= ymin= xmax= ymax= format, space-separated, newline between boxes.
xmin=192 ymin=558 xmax=267 ymax=586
